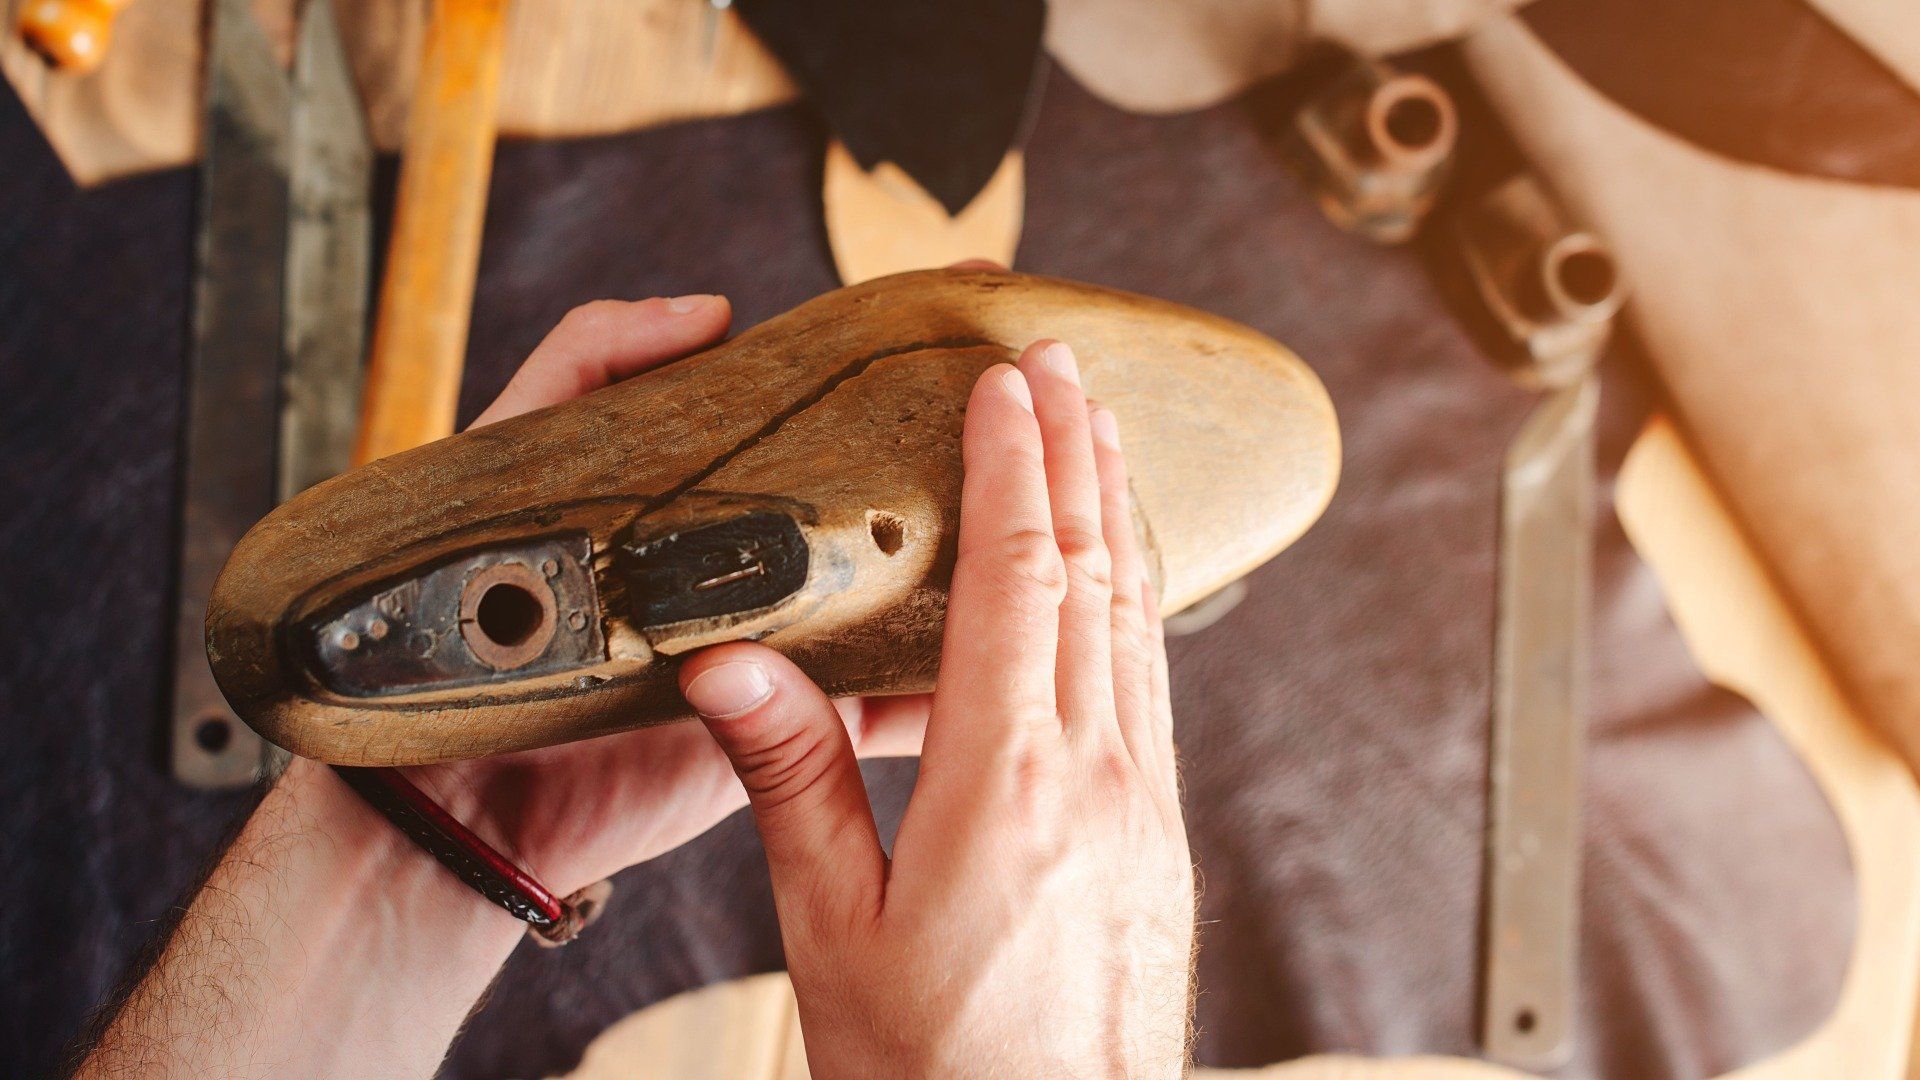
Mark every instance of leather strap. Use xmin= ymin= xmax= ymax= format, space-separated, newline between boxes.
xmin=333 ymin=765 xmax=605 ymax=944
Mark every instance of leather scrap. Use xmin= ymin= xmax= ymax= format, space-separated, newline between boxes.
xmin=735 ymin=0 xmax=1047 ymax=215
xmin=1524 ymin=0 xmax=1920 ymax=188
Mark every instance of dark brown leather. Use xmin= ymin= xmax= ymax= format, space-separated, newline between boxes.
xmin=0 ymin=62 xmax=1853 ymax=1080
xmin=735 ymin=0 xmax=1047 ymax=214
xmin=1525 ymin=0 xmax=1920 ymax=189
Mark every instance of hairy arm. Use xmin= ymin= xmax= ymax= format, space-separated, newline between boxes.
xmin=74 ymin=759 xmax=523 ymax=1078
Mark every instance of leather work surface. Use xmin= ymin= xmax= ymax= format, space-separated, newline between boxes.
xmin=0 ymin=66 xmax=1854 ymax=1079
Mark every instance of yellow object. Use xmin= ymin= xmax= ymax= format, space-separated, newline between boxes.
xmin=16 ymin=0 xmax=134 ymax=73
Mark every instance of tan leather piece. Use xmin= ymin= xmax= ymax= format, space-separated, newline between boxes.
xmin=1464 ymin=15 xmax=1920 ymax=776
xmin=1800 ymin=0 xmax=1920 ymax=96
xmin=0 ymin=0 xmax=795 ymax=185
xmin=1314 ymin=0 xmax=1532 ymax=67
xmin=821 ymin=143 xmax=1024 ymax=284
xmin=1041 ymin=0 xmax=1525 ymax=115
xmin=545 ymin=420 xmax=1920 ymax=1080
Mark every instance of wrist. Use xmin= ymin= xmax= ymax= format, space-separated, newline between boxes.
xmin=80 ymin=759 xmax=531 ymax=1076
xmin=273 ymin=758 xmax=529 ymax=952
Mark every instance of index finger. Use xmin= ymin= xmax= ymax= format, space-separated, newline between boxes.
xmin=922 ymin=361 xmax=1066 ymax=766
xmin=470 ymin=294 xmax=731 ymax=427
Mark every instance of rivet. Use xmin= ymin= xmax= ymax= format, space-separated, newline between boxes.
xmin=567 ymin=611 xmax=588 ymax=631
xmin=365 ymin=617 xmax=389 ymax=641
xmin=541 ymin=558 xmax=560 ymax=578
xmin=337 ymin=629 xmax=361 ymax=651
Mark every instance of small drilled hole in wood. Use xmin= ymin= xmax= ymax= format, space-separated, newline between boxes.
xmin=1514 ymin=1008 xmax=1537 ymax=1035
xmin=868 ymin=511 xmax=906 ymax=556
xmin=477 ymin=582 xmax=545 ymax=647
xmin=194 ymin=715 xmax=233 ymax=754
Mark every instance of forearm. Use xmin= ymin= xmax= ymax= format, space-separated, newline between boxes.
xmin=75 ymin=759 xmax=524 ymax=1078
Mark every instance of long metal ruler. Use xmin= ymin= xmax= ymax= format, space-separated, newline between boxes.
xmin=171 ymin=0 xmax=369 ymax=788
xmin=170 ymin=0 xmax=290 ymax=788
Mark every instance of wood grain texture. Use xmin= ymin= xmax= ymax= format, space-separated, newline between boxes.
xmin=1463 ymin=15 xmax=1920 ymax=776
xmin=1 ymin=0 xmax=795 ymax=185
xmin=822 ymin=142 xmax=1023 ymax=285
xmin=208 ymin=269 xmax=1341 ymax=765
xmin=548 ymin=419 xmax=1920 ymax=1080
xmin=352 ymin=0 xmax=504 ymax=465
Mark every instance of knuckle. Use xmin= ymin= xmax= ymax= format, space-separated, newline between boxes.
xmin=557 ymin=299 xmax=625 ymax=337
xmin=725 ymin=721 xmax=834 ymax=812
xmin=1054 ymin=522 xmax=1113 ymax=591
xmin=990 ymin=528 xmax=1069 ymax=604
xmin=1007 ymin=746 xmax=1068 ymax=826
xmin=1087 ymin=746 xmax=1140 ymax=803
xmin=1109 ymin=579 xmax=1146 ymax=619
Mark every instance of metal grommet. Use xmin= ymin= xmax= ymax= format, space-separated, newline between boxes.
xmin=458 ymin=561 xmax=560 ymax=670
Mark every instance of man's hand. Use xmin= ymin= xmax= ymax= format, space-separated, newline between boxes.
xmin=679 ymin=341 xmax=1197 ymax=1077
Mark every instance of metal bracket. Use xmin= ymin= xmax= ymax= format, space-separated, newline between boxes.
xmin=302 ymin=536 xmax=605 ymax=697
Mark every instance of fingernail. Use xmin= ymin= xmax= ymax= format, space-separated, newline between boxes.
xmin=666 ymin=294 xmax=718 ymax=315
xmin=1043 ymin=341 xmax=1079 ymax=384
xmin=1090 ymin=407 xmax=1120 ymax=448
xmin=684 ymin=660 xmax=773 ymax=718
xmin=1002 ymin=368 xmax=1034 ymax=413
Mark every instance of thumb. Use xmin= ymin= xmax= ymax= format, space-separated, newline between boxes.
xmin=680 ymin=642 xmax=887 ymax=932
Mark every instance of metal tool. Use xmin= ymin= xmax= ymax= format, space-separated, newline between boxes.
xmin=1460 ymin=173 xmax=1625 ymax=1068
xmin=170 ymin=0 xmax=290 ymax=788
xmin=1288 ymin=57 xmax=1457 ymax=244
xmin=172 ymin=0 xmax=370 ymax=788
xmin=282 ymin=0 xmax=371 ymax=501
xmin=1458 ymin=176 xmax=1625 ymax=389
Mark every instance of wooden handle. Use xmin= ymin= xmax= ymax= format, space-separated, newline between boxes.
xmin=16 ymin=0 xmax=134 ymax=72
xmin=353 ymin=0 xmax=509 ymax=467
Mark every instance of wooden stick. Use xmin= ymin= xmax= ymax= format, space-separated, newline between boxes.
xmin=354 ymin=0 xmax=508 ymax=466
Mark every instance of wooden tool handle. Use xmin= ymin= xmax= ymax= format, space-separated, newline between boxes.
xmin=354 ymin=0 xmax=509 ymax=466
xmin=16 ymin=0 xmax=135 ymax=72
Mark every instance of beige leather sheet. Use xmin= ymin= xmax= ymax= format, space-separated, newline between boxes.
xmin=1465 ymin=15 xmax=1920 ymax=774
